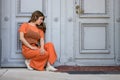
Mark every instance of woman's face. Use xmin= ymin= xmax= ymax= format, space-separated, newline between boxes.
xmin=35 ymin=16 xmax=44 ymax=25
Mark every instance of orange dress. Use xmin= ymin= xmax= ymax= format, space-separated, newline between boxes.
xmin=19 ymin=23 xmax=57 ymax=71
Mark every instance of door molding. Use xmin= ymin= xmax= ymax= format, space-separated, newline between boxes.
xmin=0 ymin=0 xmax=2 ymax=67
xmin=115 ymin=0 xmax=120 ymax=65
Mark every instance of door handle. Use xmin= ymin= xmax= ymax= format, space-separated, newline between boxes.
xmin=76 ymin=5 xmax=84 ymax=15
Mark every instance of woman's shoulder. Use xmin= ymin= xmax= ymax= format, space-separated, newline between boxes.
xmin=20 ymin=22 xmax=30 ymax=29
xmin=19 ymin=22 xmax=29 ymax=30
xmin=18 ymin=22 xmax=27 ymax=32
xmin=21 ymin=22 xmax=28 ymax=26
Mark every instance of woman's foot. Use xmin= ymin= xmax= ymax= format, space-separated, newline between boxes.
xmin=25 ymin=59 xmax=34 ymax=70
xmin=46 ymin=65 xmax=58 ymax=71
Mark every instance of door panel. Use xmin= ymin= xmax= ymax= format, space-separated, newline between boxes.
xmin=1 ymin=0 xmax=44 ymax=67
xmin=84 ymin=0 xmax=106 ymax=13
xmin=76 ymin=0 xmax=110 ymax=18
xmin=75 ymin=0 xmax=115 ymax=65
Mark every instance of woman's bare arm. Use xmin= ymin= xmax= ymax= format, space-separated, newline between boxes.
xmin=40 ymin=38 xmax=46 ymax=54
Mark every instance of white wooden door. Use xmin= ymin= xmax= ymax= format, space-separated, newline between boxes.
xmin=115 ymin=0 xmax=120 ymax=65
xmin=0 ymin=0 xmax=2 ymax=65
xmin=1 ymin=0 xmax=44 ymax=67
xmin=74 ymin=0 xmax=115 ymax=66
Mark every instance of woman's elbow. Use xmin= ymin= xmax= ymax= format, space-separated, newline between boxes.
xmin=19 ymin=32 xmax=24 ymax=41
xmin=20 ymin=37 xmax=24 ymax=41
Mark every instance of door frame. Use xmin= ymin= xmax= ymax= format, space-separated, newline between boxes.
xmin=115 ymin=0 xmax=120 ymax=65
xmin=0 ymin=0 xmax=2 ymax=67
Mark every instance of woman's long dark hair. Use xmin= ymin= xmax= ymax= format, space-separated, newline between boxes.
xmin=28 ymin=10 xmax=46 ymax=33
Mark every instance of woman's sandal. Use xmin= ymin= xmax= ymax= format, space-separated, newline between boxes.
xmin=25 ymin=59 xmax=34 ymax=70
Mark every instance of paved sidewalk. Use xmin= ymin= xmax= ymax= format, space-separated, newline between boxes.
xmin=0 ymin=68 xmax=120 ymax=80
